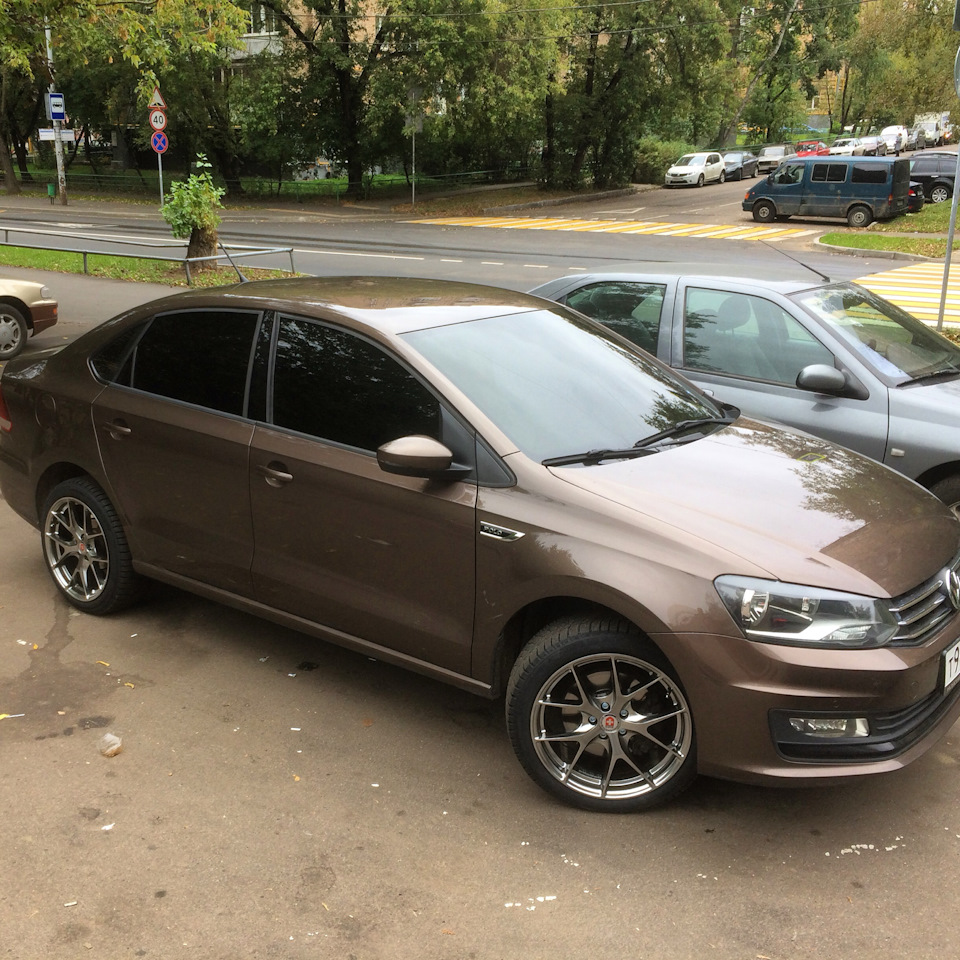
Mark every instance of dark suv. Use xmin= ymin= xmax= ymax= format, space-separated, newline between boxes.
xmin=909 ymin=153 xmax=956 ymax=202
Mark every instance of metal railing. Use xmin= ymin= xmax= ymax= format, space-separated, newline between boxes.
xmin=0 ymin=224 xmax=295 ymax=285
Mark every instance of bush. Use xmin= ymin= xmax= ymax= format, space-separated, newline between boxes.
xmin=160 ymin=154 xmax=225 ymax=270
xmin=632 ymin=137 xmax=698 ymax=184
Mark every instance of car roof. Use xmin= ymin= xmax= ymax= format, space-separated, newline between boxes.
xmin=119 ymin=276 xmax=544 ymax=336
xmin=531 ymin=264 xmax=828 ymax=297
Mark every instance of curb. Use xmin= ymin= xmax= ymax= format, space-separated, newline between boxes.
xmin=483 ymin=185 xmax=658 ymax=215
xmin=813 ymin=237 xmax=940 ymax=262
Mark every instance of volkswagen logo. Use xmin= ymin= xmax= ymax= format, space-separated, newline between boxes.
xmin=946 ymin=568 xmax=960 ymax=611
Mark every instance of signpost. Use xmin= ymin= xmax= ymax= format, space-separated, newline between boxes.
xmin=148 ymin=88 xmax=168 ymax=206
xmin=937 ymin=46 xmax=960 ymax=331
xmin=43 ymin=23 xmax=67 ymax=205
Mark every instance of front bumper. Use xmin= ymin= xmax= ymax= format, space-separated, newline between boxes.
xmin=654 ymin=617 xmax=960 ymax=786
xmin=665 ymin=173 xmax=698 ymax=186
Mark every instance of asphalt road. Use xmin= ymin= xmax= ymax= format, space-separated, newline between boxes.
xmin=2 ymin=214 xmax=960 ymax=960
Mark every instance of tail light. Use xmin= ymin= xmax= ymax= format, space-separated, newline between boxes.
xmin=0 ymin=383 xmax=11 ymax=432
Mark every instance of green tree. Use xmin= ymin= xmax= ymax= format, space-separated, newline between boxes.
xmin=160 ymin=154 xmax=225 ymax=267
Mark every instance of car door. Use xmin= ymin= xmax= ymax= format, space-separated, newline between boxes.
xmin=769 ymin=161 xmax=805 ymax=214
xmin=800 ymin=161 xmax=848 ymax=217
xmin=667 ymin=283 xmax=889 ymax=459
xmin=248 ymin=314 xmax=478 ymax=675
xmin=708 ymin=153 xmax=723 ymax=181
xmin=92 ymin=309 xmax=261 ymax=593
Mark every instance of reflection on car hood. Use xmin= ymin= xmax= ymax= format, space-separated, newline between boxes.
xmin=552 ymin=418 xmax=957 ymax=597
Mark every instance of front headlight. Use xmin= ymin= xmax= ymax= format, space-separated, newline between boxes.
xmin=40 ymin=286 xmax=52 ymax=299
xmin=715 ymin=575 xmax=899 ymax=649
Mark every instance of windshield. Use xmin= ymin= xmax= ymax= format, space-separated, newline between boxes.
xmin=677 ymin=155 xmax=704 ymax=166
xmin=724 ymin=153 xmax=743 ymax=162
xmin=403 ymin=308 xmax=722 ymax=463
xmin=834 ymin=139 xmax=852 ymax=146
xmin=792 ymin=282 xmax=960 ymax=381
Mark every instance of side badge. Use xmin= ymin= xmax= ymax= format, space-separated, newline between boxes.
xmin=480 ymin=521 xmax=525 ymax=542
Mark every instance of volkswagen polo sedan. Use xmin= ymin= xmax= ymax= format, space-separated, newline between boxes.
xmin=3 ymin=277 xmax=960 ymax=812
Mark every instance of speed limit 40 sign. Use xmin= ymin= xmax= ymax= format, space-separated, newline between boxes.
xmin=148 ymin=108 xmax=167 ymax=132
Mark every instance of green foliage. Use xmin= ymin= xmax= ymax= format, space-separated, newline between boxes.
xmin=633 ymin=138 xmax=698 ymax=184
xmin=160 ymin=155 xmax=225 ymax=240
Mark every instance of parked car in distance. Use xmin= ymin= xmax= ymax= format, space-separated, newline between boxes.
xmin=858 ymin=135 xmax=888 ymax=156
xmin=917 ymin=118 xmax=945 ymax=146
xmin=880 ymin=125 xmax=909 ymax=155
xmin=722 ymin=151 xmax=758 ymax=180
xmin=906 ymin=127 xmax=927 ymax=151
xmin=0 ymin=278 xmax=58 ymax=361
xmin=795 ymin=139 xmax=830 ymax=156
xmin=829 ymin=137 xmax=865 ymax=156
xmin=908 ymin=181 xmax=926 ymax=213
xmin=530 ymin=266 xmax=960 ymax=514
xmin=6 ymin=275 xmax=960 ymax=813
xmin=756 ymin=145 xmax=793 ymax=173
xmin=664 ymin=151 xmax=725 ymax=187
xmin=743 ymin=156 xmax=910 ymax=227
xmin=909 ymin=153 xmax=956 ymax=202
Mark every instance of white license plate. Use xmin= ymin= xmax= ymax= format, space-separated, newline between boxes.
xmin=944 ymin=639 xmax=960 ymax=693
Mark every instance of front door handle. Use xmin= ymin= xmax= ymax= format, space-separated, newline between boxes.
xmin=256 ymin=461 xmax=293 ymax=487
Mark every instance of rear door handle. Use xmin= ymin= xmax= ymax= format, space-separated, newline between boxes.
xmin=256 ymin=462 xmax=293 ymax=487
xmin=102 ymin=419 xmax=132 ymax=439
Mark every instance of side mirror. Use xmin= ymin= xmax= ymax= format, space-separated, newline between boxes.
xmin=377 ymin=435 xmax=470 ymax=479
xmin=796 ymin=364 xmax=846 ymax=395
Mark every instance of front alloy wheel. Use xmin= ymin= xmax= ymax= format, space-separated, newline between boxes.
xmin=506 ymin=618 xmax=696 ymax=811
xmin=42 ymin=478 xmax=140 ymax=614
xmin=931 ymin=184 xmax=951 ymax=203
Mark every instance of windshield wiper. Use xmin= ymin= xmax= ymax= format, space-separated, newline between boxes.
xmin=632 ymin=414 xmax=737 ymax=449
xmin=542 ymin=447 xmax=661 ymax=467
xmin=542 ymin=413 xmax=737 ymax=467
xmin=896 ymin=366 xmax=960 ymax=387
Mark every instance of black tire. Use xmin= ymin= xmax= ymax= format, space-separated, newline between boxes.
xmin=41 ymin=477 xmax=142 ymax=614
xmin=0 ymin=304 xmax=28 ymax=361
xmin=847 ymin=204 xmax=873 ymax=228
xmin=718 ymin=170 xmax=726 ymax=184
xmin=929 ymin=475 xmax=960 ymax=520
xmin=931 ymin=183 xmax=951 ymax=203
xmin=505 ymin=616 xmax=696 ymax=812
xmin=696 ymin=174 xmax=704 ymax=187
xmin=752 ymin=200 xmax=776 ymax=223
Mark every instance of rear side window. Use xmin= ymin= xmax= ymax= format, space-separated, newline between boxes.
xmin=563 ymin=281 xmax=666 ymax=354
xmin=852 ymin=164 xmax=889 ymax=184
xmin=128 ymin=310 xmax=260 ymax=416
xmin=811 ymin=163 xmax=847 ymax=183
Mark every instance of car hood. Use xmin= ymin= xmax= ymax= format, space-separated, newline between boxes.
xmin=890 ymin=374 xmax=960 ymax=427
xmin=669 ymin=164 xmax=702 ymax=172
xmin=551 ymin=418 xmax=958 ymax=597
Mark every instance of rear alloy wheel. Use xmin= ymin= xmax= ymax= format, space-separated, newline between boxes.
xmin=718 ymin=170 xmax=726 ymax=184
xmin=847 ymin=204 xmax=873 ymax=228
xmin=931 ymin=183 xmax=951 ymax=204
xmin=42 ymin=477 xmax=141 ymax=614
xmin=0 ymin=304 xmax=27 ymax=360
xmin=752 ymin=200 xmax=776 ymax=223
xmin=930 ymin=475 xmax=960 ymax=521
xmin=506 ymin=617 xmax=696 ymax=812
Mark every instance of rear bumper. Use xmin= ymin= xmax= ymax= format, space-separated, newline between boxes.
xmin=29 ymin=300 xmax=58 ymax=336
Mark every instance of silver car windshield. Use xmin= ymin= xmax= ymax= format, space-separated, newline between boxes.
xmin=404 ymin=309 xmax=722 ymax=462
xmin=793 ymin=282 xmax=960 ymax=382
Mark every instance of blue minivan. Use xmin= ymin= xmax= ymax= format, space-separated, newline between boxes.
xmin=742 ymin=155 xmax=910 ymax=227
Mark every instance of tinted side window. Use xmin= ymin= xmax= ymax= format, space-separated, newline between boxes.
xmin=90 ymin=324 xmax=146 ymax=385
xmin=851 ymin=163 xmax=889 ymax=184
xmin=564 ymin=281 xmax=666 ymax=353
xmin=911 ymin=157 xmax=939 ymax=175
xmin=272 ymin=317 xmax=441 ymax=451
xmin=131 ymin=310 xmax=260 ymax=415
xmin=810 ymin=162 xmax=845 ymax=182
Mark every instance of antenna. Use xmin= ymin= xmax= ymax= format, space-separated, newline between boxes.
xmin=760 ymin=240 xmax=831 ymax=283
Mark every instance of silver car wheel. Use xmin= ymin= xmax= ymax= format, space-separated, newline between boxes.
xmin=529 ymin=651 xmax=693 ymax=803
xmin=931 ymin=184 xmax=951 ymax=203
xmin=0 ymin=305 xmax=27 ymax=360
xmin=44 ymin=495 xmax=111 ymax=603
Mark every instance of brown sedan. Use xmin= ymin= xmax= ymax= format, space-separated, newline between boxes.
xmin=2 ymin=277 xmax=960 ymax=811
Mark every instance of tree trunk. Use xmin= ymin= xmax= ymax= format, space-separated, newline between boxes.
xmin=187 ymin=226 xmax=218 ymax=271
xmin=0 ymin=128 xmax=21 ymax=195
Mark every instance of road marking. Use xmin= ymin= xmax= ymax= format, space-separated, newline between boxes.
xmin=410 ymin=215 xmax=810 ymax=242
xmin=855 ymin=262 xmax=960 ymax=324
xmin=291 ymin=247 xmax=425 ymax=261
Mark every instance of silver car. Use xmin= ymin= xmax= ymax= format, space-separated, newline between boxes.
xmin=531 ymin=266 xmax=960 ymax=513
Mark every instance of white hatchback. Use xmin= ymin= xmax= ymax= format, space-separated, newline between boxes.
xmin=664 ymin=152 xmax=725 ymax=187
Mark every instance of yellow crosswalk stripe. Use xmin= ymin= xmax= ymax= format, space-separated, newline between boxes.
xmin=410 ymin=215 xmax=809 ymax=242
xmin=855 ymin=262 xmax=960 ymax=325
